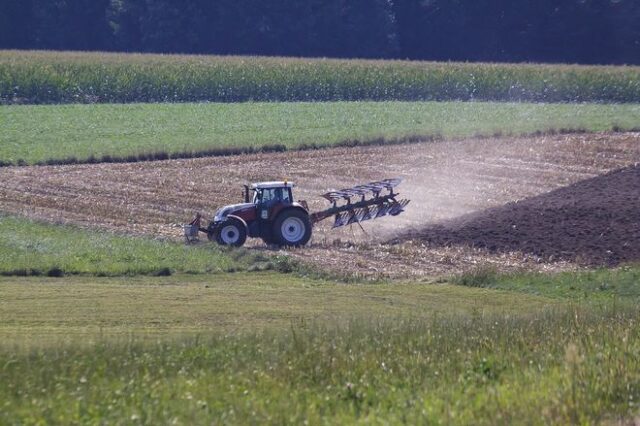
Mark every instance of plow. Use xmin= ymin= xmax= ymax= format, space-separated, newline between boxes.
xmin=186 ymin=178 xmax=409 ymax=247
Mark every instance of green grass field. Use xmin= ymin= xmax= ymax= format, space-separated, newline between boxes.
xmin=1 ymin=273 xmax=638 ymax=424
xmin=2 ymin=215 xmax=640 ymax=423
xmin=0 ymin=215 xmax=276 ymax=276
xmin=2 ymin=50 xmax=640 ymax=104
xmin=0 ymin=273 xmax=554 ymax=339
xmin=455 ymin=265 xmax=640 ymax=301
xmin=2 ymin=101 xmax=639 ymax=165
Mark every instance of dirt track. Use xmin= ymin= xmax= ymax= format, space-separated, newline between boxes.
xmin=1 ymin=132 xmax=639 ymax=278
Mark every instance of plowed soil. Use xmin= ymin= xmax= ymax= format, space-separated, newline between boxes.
xmin=1 ymin=132 xmax=639 ymax=278
xmin=396 ymin=164 xmax=640 ymax=267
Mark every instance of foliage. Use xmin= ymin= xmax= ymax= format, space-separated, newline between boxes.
xmin=1 ymin=306 xmax=639 ymax=424
xmin=455 ymin=264 xmax=640 ymax=301
xmin=393 ymin=0 xmax=640 ymax=65
xmin=454 ymin=265 xmax=499 ymax=288
xmin=0 ymin=215 xmax=267 ymax=276
xmin=2 ymin=100 xmax=639 ymax=165
xmin=1 ymin=0 xmax=640 ymax=65
xmin=2 ymin=51 xmax=640 ymax=104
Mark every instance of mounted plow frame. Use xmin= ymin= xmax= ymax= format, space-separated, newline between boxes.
xmin=309 ymin=178 xmax=410 ymax=228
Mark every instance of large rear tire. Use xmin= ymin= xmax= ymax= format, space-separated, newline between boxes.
xmin=273 ymin=209 xmax=312 ymax=247
xmin=214 ymin=217 xmax=247 ymax=247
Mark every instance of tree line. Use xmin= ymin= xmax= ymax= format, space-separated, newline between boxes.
xmin=1 ymin=0 xmax=639 ymax=65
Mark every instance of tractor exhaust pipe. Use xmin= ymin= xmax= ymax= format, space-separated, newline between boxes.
xmin=243 ymin=185 xmax=250 ymax=203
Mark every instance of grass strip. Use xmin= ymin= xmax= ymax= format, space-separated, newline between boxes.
xmin=0 ymin=274 xmax=554 ymax=336
xmin=1 ymin=100 xmax=639 ymax=165
xmin=0 ymin=215 xmax=282 ymax=277
xmin=454 ymin=264 xmax=640 ymax=301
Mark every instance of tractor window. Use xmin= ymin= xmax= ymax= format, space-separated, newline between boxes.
xmin=259 ymin=188 xmax=291 ymax=203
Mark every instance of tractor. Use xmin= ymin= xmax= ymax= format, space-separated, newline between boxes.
xmin=208 ymin=181 xmax=310 ymax=247
xmin=187 ymin=179 xmax=409 ymax=247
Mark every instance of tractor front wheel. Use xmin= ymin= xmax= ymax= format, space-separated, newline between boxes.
xmin=214 ymin=217 xmax=247 ymax=247
xmin=273 ymin=210 xmax=312 ymax=247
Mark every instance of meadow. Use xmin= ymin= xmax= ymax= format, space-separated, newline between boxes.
xmin=2 ymin=100 xmax=639 ymax=165
xmin=2 ymin=211 xmax=640 ymax=423
xmin=0 ymin=288 xmax=637 ymax=424
xmin=0 ymin=215 xmax=274 ymax=276
xmin=455 ymin=264 xmax=640 ymax=301
xmin=0 ymin=274 xmax=553 ymax=338
xmin=2 ymin=216 xmax=640 ymax=423
xmin=2 ymin=50 xmax=640 ymax=104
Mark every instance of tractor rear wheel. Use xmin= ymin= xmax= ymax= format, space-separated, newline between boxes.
xmin=273 ymin=209 xmax=312 ymax=247
xmin=214 ymin=217 xmax=247 ymax=247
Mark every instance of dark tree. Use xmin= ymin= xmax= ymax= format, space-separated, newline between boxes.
xmin=31 ymin=0 xmax=112 ymax=50
xmin=393 ymin=0 xmax=470 ymax=61
xmin=609 ymin=0 xmax=640 ymax=64
xmin=138 ymin=0 xmax=203 ymax=53
xmin=108 ymin=0 xmax=145 ymax=51
xmin=342 ymin=0 xmax=398 ymax=58
xmin=1 ymin=0 xmax=639 ymax=64
xmin=0 ymin=0 xmax=35 ymax=48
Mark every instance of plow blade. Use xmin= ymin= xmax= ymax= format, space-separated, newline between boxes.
xmin=331 ymin=199 xmax=410 ymax=228
xmin=322 ymin=178 xmax=403 ymax=203
xmin=375 ymin=203 xmax=391 ymax=218
xmin=360 ymin=205 xmax=375 ymax=221
xmin=310 ymin=177 xmax=410 ymax=229
xmin=389 ymin=199 xmax=410 ymax=216
xmin=333 ymin=211 xmax=350 ymax=228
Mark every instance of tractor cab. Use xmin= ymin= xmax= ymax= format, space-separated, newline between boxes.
xmin=246 ymin=181 xmax=295 ymax=220
xmin=248 ymin=181 xmax=294 ymax=204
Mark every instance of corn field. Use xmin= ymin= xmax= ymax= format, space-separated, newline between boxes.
xmin=2 ymin=50 xmax=640 ymax=104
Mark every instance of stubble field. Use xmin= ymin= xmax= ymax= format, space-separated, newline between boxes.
xmin=1 ymin=131 xmax=639 ymax=279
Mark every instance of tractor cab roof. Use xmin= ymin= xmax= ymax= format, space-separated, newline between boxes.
xmin=250 ymin=181 xmax=295 ymax=189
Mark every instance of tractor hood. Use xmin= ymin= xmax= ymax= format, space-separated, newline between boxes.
xmin=213 ymin=203 xmax=255 ymax=222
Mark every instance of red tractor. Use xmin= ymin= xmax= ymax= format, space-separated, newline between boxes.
xmin=208 ymin=181 xmax=311 ymax=247
xmin=188 ymin=179 xmax=409 ymax=247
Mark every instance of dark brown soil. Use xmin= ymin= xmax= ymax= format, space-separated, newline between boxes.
xmin=396 ymin=164 xmax=640 ymax=266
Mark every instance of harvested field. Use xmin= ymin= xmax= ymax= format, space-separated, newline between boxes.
xmin=1 ymin=132 xmax=639 ymax=278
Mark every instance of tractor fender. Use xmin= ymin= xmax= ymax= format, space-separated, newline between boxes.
xmin=273 ymin=206 xmax=310 ymax=223
xmin=209 ymin=214 xmax=248 ymax=235
xmin=225 ymin=214 xmax=248 ymax=230
xmin=291 ymin=201 xmax=309 ymax=212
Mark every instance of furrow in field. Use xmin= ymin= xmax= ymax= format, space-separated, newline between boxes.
xmin=1 ymin=132 xmax=639 ymax=277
